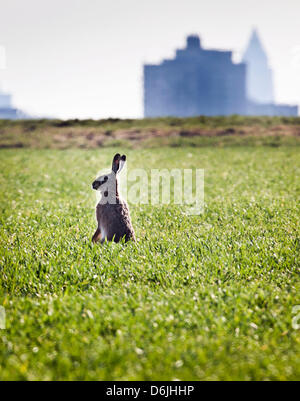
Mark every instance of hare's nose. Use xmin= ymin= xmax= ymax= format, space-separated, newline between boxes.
xmin=92 ymin=180 xmax=100 ymax=190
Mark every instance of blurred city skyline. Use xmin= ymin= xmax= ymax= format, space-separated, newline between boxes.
xmin=0 ymin=0 xmax=299 ymax=119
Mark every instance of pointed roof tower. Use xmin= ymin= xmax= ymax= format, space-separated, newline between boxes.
xmin=243 ymin=29 xmax=274 ymax=103
xmin=243 ymin=29 xmax=268 ymax=65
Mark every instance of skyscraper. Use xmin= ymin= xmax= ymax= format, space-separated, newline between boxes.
xmin=144 ymin=35 xmax=247 ymax=117
xmin=0 ymin=81 xmax=29 ymax=119
xmin=242 ymin=29 xmax=274 ymax=104
xmin=0 ymin=89 xmax=19 ymax=119
xmin=144 ymin=33 xmax=298 ymax=117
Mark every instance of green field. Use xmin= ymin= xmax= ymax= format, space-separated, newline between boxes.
xmin=0 ymin=144 xmax=299 ymax=380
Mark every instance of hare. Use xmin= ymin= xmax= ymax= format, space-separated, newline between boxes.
xmin=91 ymin=153 xmax=135 ymax=243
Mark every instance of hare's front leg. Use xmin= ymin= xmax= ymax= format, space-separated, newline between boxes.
xmin=92 ymin=227 xmax=101 ymax=243
xmin=92 ymin=205 xmax=102 ymax=243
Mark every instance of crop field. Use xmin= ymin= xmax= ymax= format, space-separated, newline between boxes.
xmin=0 ymin=120 xmax=300 ymax=380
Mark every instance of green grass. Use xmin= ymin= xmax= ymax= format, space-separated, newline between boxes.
xmin=0 ymin=146 xmax=299 ymax=380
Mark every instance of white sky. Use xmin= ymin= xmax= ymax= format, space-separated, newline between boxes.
xmin=0 ymin=0 xmax=299 ymax=119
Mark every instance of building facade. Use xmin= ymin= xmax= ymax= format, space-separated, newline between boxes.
xmin=144 ymin=33 xmax=298 ymax=117
xmin=0 ymin=90 xmax=25 ymax=119
xmin=242 ymin=29 xmax=274 ymax=104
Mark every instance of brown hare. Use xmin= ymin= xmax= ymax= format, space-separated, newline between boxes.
xmin=91 ymin=153 xmax=135 ymax=243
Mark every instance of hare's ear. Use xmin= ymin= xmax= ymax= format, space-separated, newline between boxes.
xmin=117 ymin=155 xmax=126 ymax=174
xmin=112 ymin=153 xmax=121 ymax=173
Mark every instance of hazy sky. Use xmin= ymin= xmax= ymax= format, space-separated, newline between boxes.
xmin=0 ymin=0 xmax=299 ymax=118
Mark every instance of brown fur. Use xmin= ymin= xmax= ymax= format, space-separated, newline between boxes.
xmin=92 ymin=227 xmax=101 ymax=243
xmin=95 ymin=199 xmax=135 ymax=243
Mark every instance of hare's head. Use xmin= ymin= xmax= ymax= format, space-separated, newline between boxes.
xmin=92 ymin=153 xmax=126 ymax=196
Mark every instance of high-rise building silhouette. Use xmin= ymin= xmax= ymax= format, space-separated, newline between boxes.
xmin=0 ymin=89 xmax=19 ymax=119
xmin=243 ymin=29 xmax=274 ymax=104
xmin=144 ymin=35 xmax=247 ymax=117
xmin=144 ymin=33 xmax=298 ymax=117
xmin=0 ymin=83 xmax=29 ymax=119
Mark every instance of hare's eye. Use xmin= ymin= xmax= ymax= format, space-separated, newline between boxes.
xmin=104 ymin=176 xmax=108 ymax=182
